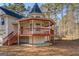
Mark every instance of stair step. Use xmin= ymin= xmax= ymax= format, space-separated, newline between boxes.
xmin=3 ymin=32 xmax=17 ymax=45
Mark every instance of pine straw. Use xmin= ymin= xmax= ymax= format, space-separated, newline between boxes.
xmin=0 ymin=40 xmax=79 ymax=56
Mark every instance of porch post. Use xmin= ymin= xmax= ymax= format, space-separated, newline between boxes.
xmin=32 ymin=20 xmax=33 ymax=45
xmin=8 ymin=39 xmax=9 ymax=46
xmin=53 ymin=24 xmax=55 ymax=44
xmin=32 ymin=36 xmax=33 ymax=46
xmin=18 ymin=22 xmax=20 ymax=45
xmin=48 ymin=21 xmax=50 ymax=46
xmin=32 ymin=20 xmax=33 ymax=34
xmin=48 ymin=21 xmax=50 ymax=45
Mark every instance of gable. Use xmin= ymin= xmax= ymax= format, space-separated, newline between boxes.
xmin=0 ymin=9 xmax=6 ymax=15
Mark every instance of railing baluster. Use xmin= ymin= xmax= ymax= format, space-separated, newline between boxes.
xmin=20 ymin=27 xmax=50 ymax=35
xmin=3 ymin=31 xmax=16 ymax=44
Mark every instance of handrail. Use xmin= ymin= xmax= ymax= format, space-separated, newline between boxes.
xmin=23 ymin=27 xmax=50 ymax=29
xmin=3 ymin=31 xmax=14 ymax=39
xmin=3 ymin=31 xmax=17 ymax=45
xmin=3 ymin=31 xmax=16 ymax=43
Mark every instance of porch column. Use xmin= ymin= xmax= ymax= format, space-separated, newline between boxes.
xmin=32 ymin=20 xmax=34 ymax=34
xmin=49 ymin=21 xmax=50 ymax=41
xmin=18 ymin=22 xmax=20 ymax=45
xmin=32 ymin=20 xmax=33 ymax=45
xmin=53 ymin=24 xmax=55 ymax=44
xmin=49 ymin=21 xmax=50 ymax=34
xmin=48 ymin=21 xmax=50 ymax=45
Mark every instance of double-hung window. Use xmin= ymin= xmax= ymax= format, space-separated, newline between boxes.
xmin=1 ymin=17 xmax=5 ymax=25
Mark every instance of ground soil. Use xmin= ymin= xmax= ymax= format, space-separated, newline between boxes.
xmin=0 ymin=40 xmax=79 ymax=56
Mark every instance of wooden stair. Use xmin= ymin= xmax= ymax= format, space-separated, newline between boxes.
xmin=3 ymin=31 xmax=17 ymax=45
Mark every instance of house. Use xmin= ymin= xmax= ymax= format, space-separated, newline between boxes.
xmin=0 ymin=3 xmax=55 ymax=46
xmin=0 ymin=7 xmax=23 ymax=46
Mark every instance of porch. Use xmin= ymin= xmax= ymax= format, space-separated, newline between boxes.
xmin=17 ymin=18 xmax=54 ymax=36
xmin=16 ymin=18 xmax=55 ymax=45
xmin=18 ymin=36 xmax=50 ymax=46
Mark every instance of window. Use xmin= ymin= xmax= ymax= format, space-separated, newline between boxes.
xmin=31 ymin=15 xmax=40 ymax=18
xmin=1 ymin=17 xmax=5 ymax=25
xmin=42 ymin=22 xmax=49 ymax=27
xmin=36 ymin=23 xmax=40 ymax=27
xmin=36 ymin=16 xmax=40 ymax=18
xmin=36 ymin=23 xmax=40 ymax=26
xmin=36 ymin=23 xmax=40 ymax=31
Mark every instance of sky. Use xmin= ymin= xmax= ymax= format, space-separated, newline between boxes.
xmin=25 ymin=3 xmax=43 ymax=8
xmin=0 ymin=3 xmax=43 ymax=8
xmin=0 ymin=3 xmax=65 ymax=20
xmin=24 ymin=3 xmax=43 ymax=10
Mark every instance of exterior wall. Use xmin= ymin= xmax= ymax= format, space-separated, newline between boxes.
xmin=7 ymin=15 xmax=18 ymax=34
xmin=29 ymin=36 xmax=48 ymax=45
xmin=28 ymin=13 xmax=45 ymax=18
xmin=19 ymin=36 xmax=49 ymax=46
xmin=0 ymin=9 xmax=7 ymax=45
xmin=0 ymin=17 xmax=6 ymax=37
xmin=0 ymin=9 xmax=18 ymax=45
xmin=0 ymin=9 xmax=6 ymax=37
xmin=0 ymin=15 xmax=18 ymax=38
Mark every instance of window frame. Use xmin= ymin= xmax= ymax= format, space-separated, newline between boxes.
xmin=1 ymin=17 xmax=5 ymax=25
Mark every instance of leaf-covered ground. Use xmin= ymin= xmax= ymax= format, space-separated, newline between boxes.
xmin=0 ymin=40 xmax=79 ymax=56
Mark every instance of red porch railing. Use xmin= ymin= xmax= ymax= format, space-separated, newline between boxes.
xmin=3 ymin=31 xmax=17 ymax=45
xmin=20 ymin=27 xmax=50 ymax=36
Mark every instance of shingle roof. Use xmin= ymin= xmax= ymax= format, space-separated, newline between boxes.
xmin=0 ymin=7 xmax=23 ymax=19
xmin=30 ymin=3 xmax=42 ymax=13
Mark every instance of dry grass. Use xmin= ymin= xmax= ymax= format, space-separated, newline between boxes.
xmin=0 ymin=40 xmax=79 ymax=56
